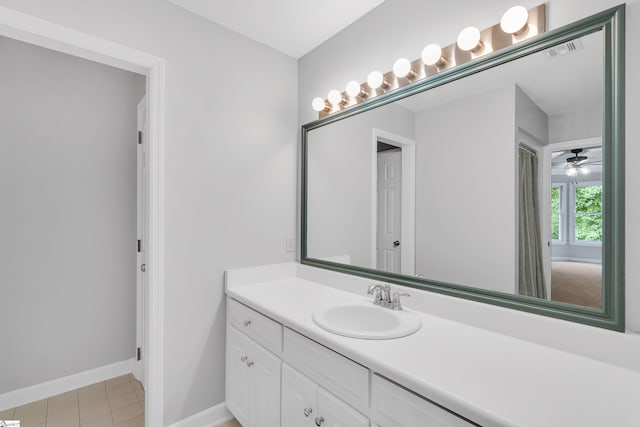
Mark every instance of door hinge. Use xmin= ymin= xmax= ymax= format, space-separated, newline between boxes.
xmin=137 ymin=239 xmax=142 ymax=253
xmin=137 ymin=347 xmax=142 ymax=361
xmin=140 ymin=264 xmax=146 ymax=272
xmin=138 ymin=131 xmax=142 ymax=145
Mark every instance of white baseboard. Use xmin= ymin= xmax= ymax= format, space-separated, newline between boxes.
xmin=552 ymin=257 xmax=602 ymax=264
xmin=0 ymin=358 xmax=135 ymax=411
xmin=167 ymin=402 xmax=233 ymax=427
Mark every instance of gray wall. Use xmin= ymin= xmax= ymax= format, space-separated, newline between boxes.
xmin=307 ymin=103 xmax=414 ymax=267
xmin=0 ymin=36 xmax=145 ymax=394
xmin=0 ymin=0 xmax=298 ymax=424
xmin=414 ymin=86 xmax=516 ymax=294
xmin=549 ymin=106 xmax=602 ymax=144
xmin=298 ymin=0 xmax=640 ymax=335
xmin=515 ymin=85 xmax=548 ymax=146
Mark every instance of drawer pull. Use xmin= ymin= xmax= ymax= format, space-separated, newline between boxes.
xmin=304 ymin=407 xmax=313 ymax=417
xmin=243 ymin=320 xmax=252 ymax=327
xmin=246 ymin=360 xmax=254 ymax=367
xmin=315 ymin=416 xmax=324 ymax=426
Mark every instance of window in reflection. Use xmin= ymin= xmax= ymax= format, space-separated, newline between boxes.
xmin=549 ymin=145 xmax=602 ymax=308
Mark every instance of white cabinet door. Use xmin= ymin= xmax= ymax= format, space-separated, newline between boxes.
xmin=249 ymin=339 xmax=282 ymax=427
xmin=318 ymin=388 xmax=369 ymax=427
xmin=282 ymin=363 xmax=317 ymax=427
xmin=226 ymin=326 xmax=252 ymax=427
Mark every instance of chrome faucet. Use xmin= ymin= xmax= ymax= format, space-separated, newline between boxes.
xmin=367 ymin=283 xmax=391 ymax=308
xmin=367 ymin=283 xmax=390 ymax=305
xmin=367 ymin=283 xmax=383 ymax=302
xmin=367 ymin=283 xmax=410 ymax=310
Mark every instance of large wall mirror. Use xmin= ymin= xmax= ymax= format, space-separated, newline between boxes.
xmin=301 ymin=6 xmax=624 ymax=330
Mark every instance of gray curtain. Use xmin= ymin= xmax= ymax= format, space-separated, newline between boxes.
xmin=518 ymin=147 xmax=547 ymax=299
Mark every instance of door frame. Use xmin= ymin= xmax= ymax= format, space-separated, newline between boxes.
xmin=135 ymin=97 xmax=148 ymax=384
xmin=371 ymin=128 xmax=416 ymax=275
xmin=0 ymin=8 xmax=166 ymax=427
xmin=541 ymin=136 xmax=601 ymax=298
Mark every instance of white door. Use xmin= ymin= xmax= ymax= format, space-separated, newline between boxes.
xmin=318 ymin=388 xmax=369 ymax=427
xmin=282 ymin=364 xmax=317 ymax=427
xmin=377 ymin=149 xmax=402 ymax=273
xmin=249 ymin=340 xmax=282 ymax=427
xmin=226 ymin=327 xmax=252 ymax=426
xmin=135 ymin=96 xmax=148 ymax=384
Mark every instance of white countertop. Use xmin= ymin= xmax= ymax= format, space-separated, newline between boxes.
xmin=227 ymin=277 xmax=640 ymax=427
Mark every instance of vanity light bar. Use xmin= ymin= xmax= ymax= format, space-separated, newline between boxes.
xmin=312 ymin=4 xmax=546 ymax=118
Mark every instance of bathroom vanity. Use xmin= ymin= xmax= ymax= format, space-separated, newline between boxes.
xmin=225 ymin=262 xmax=640 ymax=427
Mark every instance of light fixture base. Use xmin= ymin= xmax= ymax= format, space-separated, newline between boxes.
xmin=315 ymin=3 xmax=546 ymax=118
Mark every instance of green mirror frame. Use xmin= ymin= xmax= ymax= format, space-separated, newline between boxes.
xmin=301 ymin=5 xmax=625 ymax=331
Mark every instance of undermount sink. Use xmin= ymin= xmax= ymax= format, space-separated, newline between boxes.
xmin=312 ymin=302 xmax=421 ymax=339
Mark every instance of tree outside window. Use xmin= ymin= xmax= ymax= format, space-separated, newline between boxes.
xmin=574 ymin=184 xmax=602 ymax=241
xmin=550 ymin=182 xmax=602 ymax=243
xmin=551 ymin=185 xmax=562 ymax=240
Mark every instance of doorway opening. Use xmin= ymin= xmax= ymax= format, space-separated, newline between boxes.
xmin=0 ymin=7 xmax=165 ymax=426
xmin=543 ymin=137 xmax=603 ymax=309
xmin=371 ymin=129 xmax=416 ymax=275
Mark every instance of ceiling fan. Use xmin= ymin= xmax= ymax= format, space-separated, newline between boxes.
xmin=563 ymin=148 xmax=601 ymax=176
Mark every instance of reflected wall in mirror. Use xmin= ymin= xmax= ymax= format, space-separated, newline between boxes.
xmin=302 ymin=6 xmax=624 ymax=330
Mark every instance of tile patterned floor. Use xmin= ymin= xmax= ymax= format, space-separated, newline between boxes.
xmin=0 ymin=374 xmax=144 ymax=427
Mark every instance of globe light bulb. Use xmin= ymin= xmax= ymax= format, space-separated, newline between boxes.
xmin=312 ymin=97 xmax=327 ymax=112
xmin=566 ymin=167 xmax=578 ymax=177
xmin=367 ymin=71 xmax=385 ymax=89
xmin=457 ymin=26 xmax=482 ymax=52
xmin=393 ymin=58 xmax=412 ymax=78
xmin=421 ymin=44 xmax=443 ymax=66
xmin=580 ymin=166 xmax=591 ymax=175
xmin=500 ymin=5 xmax=529 ymax=34
xmin=327 ymin=89 xmax=343 ymax=106
xmin=346 ymin=80 xmax=363 ymax=97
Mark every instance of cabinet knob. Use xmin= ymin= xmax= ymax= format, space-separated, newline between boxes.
xmin=246 ymin=360 xmax=254 ymax=367
xmin=303 ymin=407 xmax=313 ymax=417
xmin=240 ymin=355 xmax=248 ymax=362
xmin=315 ymin=416 xmax=324 ymax=426
xmin=243 ymin=320 xmax=252 ymax=327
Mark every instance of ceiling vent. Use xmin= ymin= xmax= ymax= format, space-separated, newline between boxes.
xmin=545 ymin=38 xmax=584 ymax=57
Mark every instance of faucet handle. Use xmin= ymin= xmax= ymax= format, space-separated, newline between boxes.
xmin=367 ymin=283 xmax=384 ymax=302
xmin=391 ymin=292 xmax=410 ymax=310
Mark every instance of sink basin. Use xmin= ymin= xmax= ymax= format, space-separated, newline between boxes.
xmin=312 ymin=302 xmax=421 ymax=339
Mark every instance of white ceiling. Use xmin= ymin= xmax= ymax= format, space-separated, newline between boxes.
xmin=168 ymin=0 xmax=386 ymax=58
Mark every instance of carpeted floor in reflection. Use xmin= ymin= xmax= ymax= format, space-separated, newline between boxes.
xmin=551 ymin=261 xmax=602 ymax=309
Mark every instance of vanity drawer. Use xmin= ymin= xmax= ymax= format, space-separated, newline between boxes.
xmin=283 ymin=327 xmax=369 ymax=414
xmin=228 ymin=298 xmax=282 ymax=355
xmin=371 ymin=374 xmax=476 ymax=427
